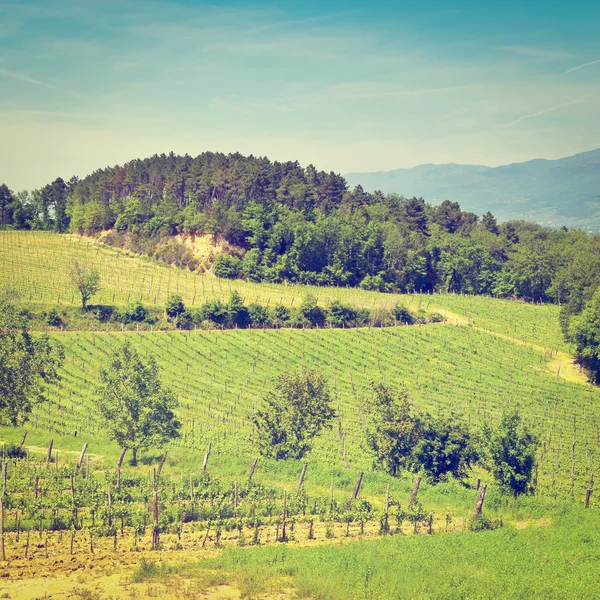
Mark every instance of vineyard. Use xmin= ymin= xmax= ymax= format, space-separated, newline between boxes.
xmin=1 ymin=230 xmax=599 ymax=599
xmin=0 ymin=230 xmax=564 ymax=350
xmin=1 ymin=324 xmax=596 ymax=497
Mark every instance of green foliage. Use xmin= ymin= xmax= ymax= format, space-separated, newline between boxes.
xmin=253 ymin=367 xmax=335 ymax=460
xmin=96 ymin=341 xmax=181 ymax=464
xmin=412 ymin=417 xmax=478 ymax=483
xmin=115 ymin=301 xmax=150 ymax=324
xmin=69 ymin=261 xmax=100 ymax=310
xmin=392 ymin=303 xmax=413 ymax=324
xmin=45 ymin=307 xmax=62 ymax=327
xmin=0 ymin=301 xmax=64 ymax=425
xmin=226 ymin=291 xmax=250 ymax=328
xmin=364 ymin=384 xmax=422 ymax=476
xmin=484 ymin=410 xmax=537 ymax=496
xmin=299 ymin=294 xmax=325 ymax=327
xmin=165 ymin=294 xmax=185 ymax=318
xmin=568 ymin=287 xmax=600 ymax=383
xmin=365 ymin=384 xmax=477 ymax=482
xmin=213 ymin=254 xmax=242 ymax=279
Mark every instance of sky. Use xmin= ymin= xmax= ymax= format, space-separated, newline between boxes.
xmin=1 ymin=0 xmax=599 ymax=190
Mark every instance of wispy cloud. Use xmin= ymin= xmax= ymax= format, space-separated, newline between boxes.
xmin=0 ymin=68 xmax=56 ymax=88
xmin=495 ymin=45 xmax=575 ymax=59
xmin=565 ymin=58 xmax=600 ymax=73
xmin=502 ymin=93 xmax=597 ymax=127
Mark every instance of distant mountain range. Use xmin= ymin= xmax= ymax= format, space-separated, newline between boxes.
xmin=345 ymin=149 xmax=600 ymax=230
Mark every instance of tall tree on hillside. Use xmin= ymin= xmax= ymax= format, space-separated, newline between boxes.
xmin=484 ymin=410 xmax=536 ymax=496
xmin=96 ymin=342 xmax=181 ymax=465
xmin=253 ymin=367 xmax=334 ymax=459
xmin=69 ymin=261 xmax=100 ymax=310
xmin=364 ymin=383 xmax=423 ymax=476
xmin=482 ymin=211 xmax=499 ymax=235
xmin=568 ymin=287 xmax=600 ymax=383
xmin=0 ymin=184 xmax=15 ymax=225
xmin=0 ymin=299 xmax=64 ymax=425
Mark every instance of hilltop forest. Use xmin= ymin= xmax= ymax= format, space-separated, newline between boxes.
xmin=1 ymin=151 xmax=600 ymax=377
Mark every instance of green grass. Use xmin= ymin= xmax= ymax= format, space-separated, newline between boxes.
xmin=138 ymin=503 xmax=600 ymax=599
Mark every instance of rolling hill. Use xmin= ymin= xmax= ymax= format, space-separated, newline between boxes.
xmin=346 ymin=148 xmax=600 ymax=230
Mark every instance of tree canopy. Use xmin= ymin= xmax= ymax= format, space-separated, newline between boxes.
xmin=253 ymin=367 xmax=334 ymax=460
xmin=0 ymin=300 xmax=64 ymax=425
xmin=96 ymin=341 xmax=181 ymax=464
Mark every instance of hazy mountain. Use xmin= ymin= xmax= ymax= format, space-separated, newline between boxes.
xmin=345 ymin=149 xmax=600 ymax=230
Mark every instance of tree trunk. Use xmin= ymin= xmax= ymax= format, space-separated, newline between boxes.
xmin=131 ymin=447 xmax=138 ymax=466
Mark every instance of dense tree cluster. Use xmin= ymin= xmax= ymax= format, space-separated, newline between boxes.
xmin=364 ymin=383 xmax=536 ymax=495
xmin=2 ymin=152 xmax=598 ymax=303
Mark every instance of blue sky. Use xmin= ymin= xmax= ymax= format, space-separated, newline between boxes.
xmin=1 ymin=0 xmax=599 ymax=189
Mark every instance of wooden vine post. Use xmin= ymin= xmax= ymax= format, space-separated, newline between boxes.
xmin=201 ymin=442 xmax=211 ymax=473
xmin=0 ymin=494 xmax=5 ymax=561
xmin=76 ymin=443 xmax=88 ymax=471
xmin=281 ymin=490 xmax=288 ymax=542
xmin=45 ymin=439 xmax=53 ymax=467
xmin=151 ymin=469 xmax=160 ymax=550
xmin=585 ymin=488 xmax=592 ymax=508
xmin=408 ymin=476 xmax=422 ymax=508
xmin=248 ymin=459 xmax=258 ymax=480
xmin=472 ymin=484 xmax=487 ymax=526
xmin=351 ymin=471 xmax=364 ymax=500
xmin=116 ymin=447 xmax=127 ymax=490
xmin=296 ymin=464 xmax=308 ymax=494
xmin=157 ymin=450 xmax=168 ymax=476
xmin=233 ymin=481 xmax=238 ymax=518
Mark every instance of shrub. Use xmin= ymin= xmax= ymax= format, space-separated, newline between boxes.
xmin=116 ymin=301 xmax=149 ymax=324
xmin=248 ymin=303 xmax=270 ymax=327
xmin=46 ymin=308 xmax=62 ymax=327
xmin=271 ymin=304 xmax=291 ymax=327
xmin=165 ymin=294 xmax=185 ymax=318
xmin=176 ymin=310 xmax=194 ymax=330
xmin=90 ymin=305 xmax=114 ymax=322
xmin=200 ymin=300 xmax=228 ymax=326
xmin=327 ymin=300 xmax=356 ymax=327
xmin=392 ymin=303 xmax=413 ymax=324
xmin=360 ymin=274 xmax=390 ymax=292
xmin=227 ymin=291 xmax=250 ymax=328
xmin=299 ymin=293 xmax=325 ymax=327
xmin=5 ymin=443 xmax=26 ymax=459
xmin=213 ymin=254 xmax=242 ymax=279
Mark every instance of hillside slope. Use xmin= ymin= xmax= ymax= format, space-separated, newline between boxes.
xmin=346 ymin=148 xmax=600 ymax=229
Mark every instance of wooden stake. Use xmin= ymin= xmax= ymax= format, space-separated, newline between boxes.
xmin=351 ymin=471 xmax=364 ymax=500
xmin=296 ymin=464 xmax=308 ymax=494
xmin=281 ymin=490 xmax=288 ymax=542
xmin=248 ymin=459 xmax=258 ymax=480
xmin=76 ymin=443 xmax=88 ymax=470
xmin=19 ymin=431 xmax=27 ymax=447
xmin=201 ymin=442 xmax=211 ymax=473
xmin=408 ymin=477 xmax=422 ymax=508
xmin=157 ymin=450 xmax=168 ymax=476
xmin=45 ymin=439 xmax=53 ymax=467
xmin=234 ymin=481 xmax=238 ymax=518
xmin=472 ymin=484 xmax=487 ymax=526
xmin=585 ymin=488 xmax=592 ymax=508
xmin=0 ymin=495 xmax=5 ymax=561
